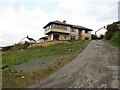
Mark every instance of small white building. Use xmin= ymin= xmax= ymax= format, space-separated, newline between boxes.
xmin=19 ymin=37 xmax=35 ymax=44
xmin=95 ymin=27 xmax=107 ymax=38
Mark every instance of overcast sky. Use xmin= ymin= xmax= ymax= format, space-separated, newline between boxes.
xmin=0 ymin=0 xmax=119 ymax=46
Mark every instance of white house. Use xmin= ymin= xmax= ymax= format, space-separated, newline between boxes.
xmin=95 ymin=27 xmax=107 ymax=38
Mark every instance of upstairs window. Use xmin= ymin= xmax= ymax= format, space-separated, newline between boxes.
xmin=85 ymin=30 xmax=89 ymax=34
xmin=71 ymin=28 xmax=76 ymax=32
xmin=51 ymin=24 xmax=57 ymax=28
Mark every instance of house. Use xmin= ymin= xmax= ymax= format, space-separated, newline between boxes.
xmin=39 ymin=36 xmax=48 ymax=42
xmin=113 ymin=21 xmax=120 ymax=30
xmin=43 ymin=20 xmax=92 ymax=41
xmin=95 ymin=26 xmax=107 ymax=38
xmin=19 ymin=36 xmax=36 ymax=44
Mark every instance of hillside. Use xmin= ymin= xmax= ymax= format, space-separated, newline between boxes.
xmin=2 ymin=40 xmax=90 ymax=88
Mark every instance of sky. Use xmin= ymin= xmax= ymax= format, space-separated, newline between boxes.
xmin=0 ymin=0 xmax=119 ymax=46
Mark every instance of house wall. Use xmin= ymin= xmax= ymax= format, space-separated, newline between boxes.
xmin=58 ymin=25 xmax=66 ymax=30
xmin=96 ymin=29 xmax=107 ymax=38
xmin=48 ymin=33 xmax=70 ymax=41
xmin=81 ymin=30 xmax=91 ymax=40
xmin=45 ymin=28 xmax=70 ymax=35
xmin=59 ymin=34 xmax=70 ymax=40
xmin=48 ymin=33 xmax=51 ymax=41
xmin=69 ymin=29 xmax=79 ymax=39
xmin=46 ymin=25 xmax=92 ymax=40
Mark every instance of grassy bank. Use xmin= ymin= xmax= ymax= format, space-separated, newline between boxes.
xmin=104 ymin=23 xmax=120 ymax=50
xmin=104 ymin=39 xmax=120 ymax=50
xmin=2 ymin=40 xmax=90 ymax=88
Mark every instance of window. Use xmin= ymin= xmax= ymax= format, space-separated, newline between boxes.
xmin=64 ymin=35 xmax=67 ymax=39
xmin=71 ymin=36 xmax=76 ymax=40
xmin=85 ymin=30 xmax=89 ymax=34
xmin=51 ymin=24 xmax=57 ymax=28
xmin=64 ymin=26 xmax=67 ymax=30
xmin=71 ymin=28 xmax=76 ymax=32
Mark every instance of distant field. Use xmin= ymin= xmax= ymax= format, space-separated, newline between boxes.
xmin=2 ymin=40 xmax=90 ymax=88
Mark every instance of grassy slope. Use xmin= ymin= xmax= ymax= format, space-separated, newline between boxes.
xmin=104 ymin=23 xmax=120 ymax=50
xmin=104 ymin=39 xmax=120 ymax=50
xmin=104 ymin=31 xmax=120 ymax=50
xmin=2 ymin=40 xmax=90 ymax=88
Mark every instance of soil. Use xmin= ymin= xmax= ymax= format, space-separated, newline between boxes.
xmin=29 ymin=41 xmax=69 ymax=48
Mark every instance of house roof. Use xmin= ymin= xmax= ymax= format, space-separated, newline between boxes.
xmin=43 ymin=20 xmax=93 ymax=31
xmin=113 ymin=21 xmax=120 ymax=24
xmin=40 ymin=36 xmax=48 ymax=39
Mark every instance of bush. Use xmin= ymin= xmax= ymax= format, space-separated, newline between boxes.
xmin=111 ymin=32 xmax=120 ymax=45
xmin=104 ymin=23 xmax=120 ymax=49
xmin=2 ymin=45 xmax=13 ymax=51
xmin=22 ymin=41 xmax=30 ymax=49
xmin=2 ymin=42 xmax=31 ymax=52
xmin=107 ymin=24 xmax=118 ymax=33
xmin=104 ymin=31 xmax=113 ymax=40
xmin=105 ymin=23 xmax=119 ymax=40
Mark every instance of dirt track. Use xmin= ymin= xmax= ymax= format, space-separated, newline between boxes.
xmin=28 ymin=40 xmax=119 ymax=88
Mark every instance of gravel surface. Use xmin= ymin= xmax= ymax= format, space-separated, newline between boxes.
xmin=11 ymin=55 xmax=70 ymax=72
xmin=28 ymin=40 xmax=119 ymax=88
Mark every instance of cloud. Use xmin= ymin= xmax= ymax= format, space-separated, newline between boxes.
xmin=0 ymin=7 xmax=47 ymax=46
xmin=0 ymin=0 xmax=119 ymax=46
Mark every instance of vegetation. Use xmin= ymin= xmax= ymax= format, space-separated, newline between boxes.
xmin=104 ymin=23 xmax=120 ymax=50
xmin=2 ymin=41 xmax=30 ymax=52
xmin=2 ymin=39 xmax=90 ymax=88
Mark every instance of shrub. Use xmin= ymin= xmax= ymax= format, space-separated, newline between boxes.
xmin=104 ymin=31 xmax=113 ymax=40
xmin=2 ymin=45 xmax=13 ymax=51
xmin=105 ymin=23 xmax=119 ymax=40
xmin=22 ymin=41 xmax=30 ymax=49
xmin=107 ymin=24 xmax=118 ymax=33
xmin=111 ymin=32 xmax=120 ymax=45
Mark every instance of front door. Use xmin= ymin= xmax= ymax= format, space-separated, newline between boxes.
xmin=53 ymin=34 xmax=59 ymax=40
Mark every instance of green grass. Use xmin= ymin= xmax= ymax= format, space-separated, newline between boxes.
xmin=103 ymin=39 xmax=120 ymax=50
xmin=2 ymin=39 xmax=90 ymax=88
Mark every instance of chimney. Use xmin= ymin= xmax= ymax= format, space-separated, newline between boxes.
xmin=63 ymin=20 xmax=66 ymax=24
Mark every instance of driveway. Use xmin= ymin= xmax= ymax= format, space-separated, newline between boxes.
xmin=28 ymin=40 xmax=119 ymax=88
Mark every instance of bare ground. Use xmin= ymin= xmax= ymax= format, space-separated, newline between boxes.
xmin=29 ymin=41 xmax=69 ymax=48
xmin=28 ymin=40 xmax=119 ymax=88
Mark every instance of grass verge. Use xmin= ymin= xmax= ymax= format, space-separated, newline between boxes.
xmin=103 ymin=39 xmax=120 ymax=50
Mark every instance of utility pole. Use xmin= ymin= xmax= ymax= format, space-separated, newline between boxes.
xmin=118 ymin=1 xmax=120 ymax=20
